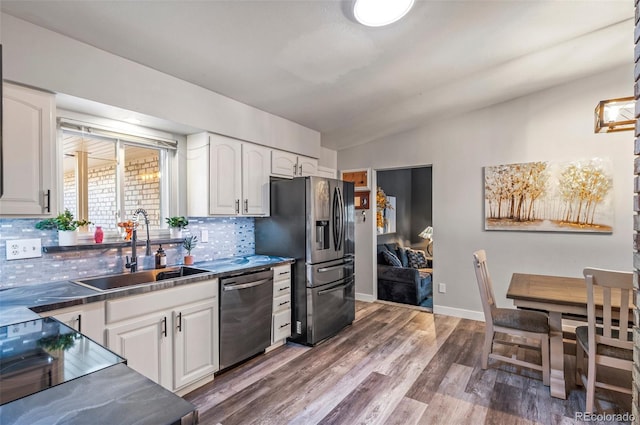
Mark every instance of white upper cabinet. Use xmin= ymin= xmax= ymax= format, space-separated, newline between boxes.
xmin=209 ymin=135 xmax=243 ymax=215
xmin=1 ymin=83 xmax=56 ymax=216
xmin=271 ymin=151 xmax=298 ymax=178
xmin=271 ymin=150 xmax=318 ymax=178
xmin=187 ymin=132 xmax=270 ymax=216
xmin=297 ymin=155 xmax=318 ymax=177
xmin=242 ymin=143 xmax=270 ymax=215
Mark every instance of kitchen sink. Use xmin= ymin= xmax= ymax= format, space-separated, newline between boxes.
xmin=72 ymin=266 xmax=211 ymax=291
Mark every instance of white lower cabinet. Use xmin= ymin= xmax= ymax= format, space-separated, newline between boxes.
xmin=173 ymin=299 xmax=218 ymax=389
xmin=105 ymin=279 xmax=219 ymax=393
xmin=271 ymin=264 xmax=292 ymax=345
xmin=40 ymin=302 xmax=105 ymax=345
xmin=107 ymin=312 xmax=171 ymax=387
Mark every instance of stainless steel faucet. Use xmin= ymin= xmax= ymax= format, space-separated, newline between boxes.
xmin=125 ymin=208 xmax=152 ymax=273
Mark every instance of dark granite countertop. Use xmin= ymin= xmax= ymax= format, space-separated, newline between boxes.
xmin=0 ymin=363 xmax=197 ymax=425
xmin=0 ymin=254 xmax=294 ymax=326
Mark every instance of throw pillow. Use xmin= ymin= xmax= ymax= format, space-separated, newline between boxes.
xmin=406 ymin=248 xmax=429 ymax=269
xmin=396 ymin=247 xmax=409 ymax=267
xmin=382 ymin=249 xmax=403 ymax=267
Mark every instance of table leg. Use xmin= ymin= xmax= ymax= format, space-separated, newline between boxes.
xmin=548 ymin=311 xmax=566 ymax=399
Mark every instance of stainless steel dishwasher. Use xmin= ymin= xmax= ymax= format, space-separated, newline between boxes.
xmin=219 ymin=268 xmax=274 ymax=370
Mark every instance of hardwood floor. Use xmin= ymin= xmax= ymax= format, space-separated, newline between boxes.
xmin=184 ymin=302 xmax=632 ymax=425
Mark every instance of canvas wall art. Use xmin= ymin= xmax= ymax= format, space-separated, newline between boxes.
xmin=484 ymin=159 xmax=613 ymax=233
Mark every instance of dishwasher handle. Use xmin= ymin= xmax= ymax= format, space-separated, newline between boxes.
xmin=223 ymin=278 xmax=272 ymax=291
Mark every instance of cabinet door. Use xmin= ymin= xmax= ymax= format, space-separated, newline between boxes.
xmin=106 ymin=313 xmax=172 ymax=389
xmin=271 ymin=150 xmax=297 ymax=178
xmin=242 ymin=143 xmax=270 ymax=216
xmin=297 ymin=156 xmax=318 ymax=177
xmin=1 ymin=83 xmax=56 ymax=215
xmin=209 ymin=134 xmax=242 ymax=215
xmin=42 ymin=302 xmax=105 ymax=344
xmin=173 ymin=299 xmax=218 ymax=390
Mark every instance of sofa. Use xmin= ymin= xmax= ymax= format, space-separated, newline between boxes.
xmin=377 ymin=243 xmax=433 ymax=309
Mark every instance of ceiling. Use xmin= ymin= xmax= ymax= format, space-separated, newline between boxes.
xmin=1 ymin=1 xmax=635 ymax=151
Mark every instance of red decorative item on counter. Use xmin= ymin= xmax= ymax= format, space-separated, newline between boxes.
xmin=94 ymin=226 xmax=104 ymax=243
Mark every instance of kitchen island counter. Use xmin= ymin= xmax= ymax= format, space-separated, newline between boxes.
xmin=0 ymin=363 xmax=197 ymax=425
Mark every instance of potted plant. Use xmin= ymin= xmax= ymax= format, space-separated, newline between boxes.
xmin=183 ymin=235 xmax=198 ymax=265
xmin=35 ymin=209 xmax=91 ymax=246
xmin=166 ymin=216 xmax=189 ymax=239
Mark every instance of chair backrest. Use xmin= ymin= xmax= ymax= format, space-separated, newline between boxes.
xmin=583 ymin=267 xmax=634 ymax=352
xmin=473 ymin=250 xmax=496 ymax=326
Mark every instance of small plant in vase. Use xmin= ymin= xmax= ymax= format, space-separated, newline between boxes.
xmin=166 ymin=216 xmax=189 ymax=239
xmin=183 ymin=235 xmax=198 ymax=265
xmin=35 ymin=209 xmax=91 ymax=246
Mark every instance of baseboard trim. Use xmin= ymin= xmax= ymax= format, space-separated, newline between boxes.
xmin=355 ymin=293 xmax=375 ymax=303
xmin=433 ymin=305 xmax=484 ymax=322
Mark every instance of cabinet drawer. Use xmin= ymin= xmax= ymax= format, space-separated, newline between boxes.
xmin=106 ymin=279 xmax=217 ymax=324
xmin=273 ymin=264 xmax=291 ymax=282
xmin=273 ymin=294 xmax=291 ymax=314
xmin=273 ymin=279 xmax=291 ymax=297
xmin=272 ymin=309 xmax=291 ymax=342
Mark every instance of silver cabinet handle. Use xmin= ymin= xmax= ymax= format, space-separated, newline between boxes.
xmin=235 ymin=199 xmax=240 ymax=214
xmin=176 ymin=312 xmax=182 ymax=332
xmin=161 ymin=316 xmax=167 ymax=337
xmin=293 ymin=164 xmax=297 ymax=175
xmin=278 ymin=286 xmax=290 ymax=291
xmin=279 ymin=322 xmax=290 ymax=329
xmin=244 ymin=199 xmax=248 ymax=213
xmin=299 ymin=164 xmax=303 ymax=175
xmin=77 ymin=314 xmax=82 ymax=333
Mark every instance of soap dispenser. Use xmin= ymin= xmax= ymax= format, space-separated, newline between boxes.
xmin=155 ymin=245 xmax=167 ymax=269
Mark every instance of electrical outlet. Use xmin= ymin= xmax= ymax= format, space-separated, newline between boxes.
xmin=200 ymin=229 xmax=209 ymax=243
xmin=438 ymin=282 xmax=447 ymax=294
xmin=6 ymin=239 xmax=42 ymax=260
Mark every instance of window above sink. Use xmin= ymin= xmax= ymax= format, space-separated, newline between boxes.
xmin=60 ymin=118 xmax=178 ymax=235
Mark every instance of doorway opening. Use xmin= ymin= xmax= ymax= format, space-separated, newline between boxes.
xmin=375 ymin=166 xmax=433 ymax=310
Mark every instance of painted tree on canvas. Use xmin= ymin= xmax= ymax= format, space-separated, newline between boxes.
xmin=485 ymin=158 xmax=613 ymax=232
xmin=557 ymin=162 xmax=611 ymax=226
xmin=485 ymin=161 xmax=548 ymax=221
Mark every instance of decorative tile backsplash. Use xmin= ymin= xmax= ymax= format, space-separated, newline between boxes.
xmin=0 ymin=217 xmax=255 ymax=289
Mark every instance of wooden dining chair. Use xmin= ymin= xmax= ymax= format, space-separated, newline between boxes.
xmin=472 ymin=250 xmax=550 ymax=385
xmin=575 ymin=268 xmax=633 ymax=413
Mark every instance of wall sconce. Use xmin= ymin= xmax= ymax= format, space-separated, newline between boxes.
xmin=594 ymin=96 xmax=635 ymax=133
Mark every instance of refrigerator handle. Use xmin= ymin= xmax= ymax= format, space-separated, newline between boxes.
xmin=331 ymin=187 xmax=340 ymax=251
xmin=336 ymin=187 xmax=344 ymax=251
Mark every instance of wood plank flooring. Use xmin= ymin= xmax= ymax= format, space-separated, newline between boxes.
xmin=184 ymin=302 xmax=632 ymax=425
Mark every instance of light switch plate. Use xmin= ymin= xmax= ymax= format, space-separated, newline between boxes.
xmin=6 ymin=239 xmax=42 ymax=260
xmin=200 ymin=229 xmax=209 ymax=243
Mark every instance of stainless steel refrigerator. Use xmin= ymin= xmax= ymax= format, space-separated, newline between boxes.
xmin=255 ymin=176 xmax=355 ymax=345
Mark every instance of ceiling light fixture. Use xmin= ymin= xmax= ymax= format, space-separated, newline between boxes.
xmin=353 ymin=0 xmax=415 ymax=27
xmin=594 ymin=96 xmax=635 ymax=133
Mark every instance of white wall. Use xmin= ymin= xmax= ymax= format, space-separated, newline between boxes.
xmin=338 ymin=64 xmax=634 ymax=318
xmin=1 ymin=13 xmax=321 ymax=158
xmin=319 ymin=146 xmax=338 ymax=169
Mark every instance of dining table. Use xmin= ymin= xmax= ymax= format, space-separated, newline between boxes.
xmin=506 ymin=272 xmax=634 ymax=400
